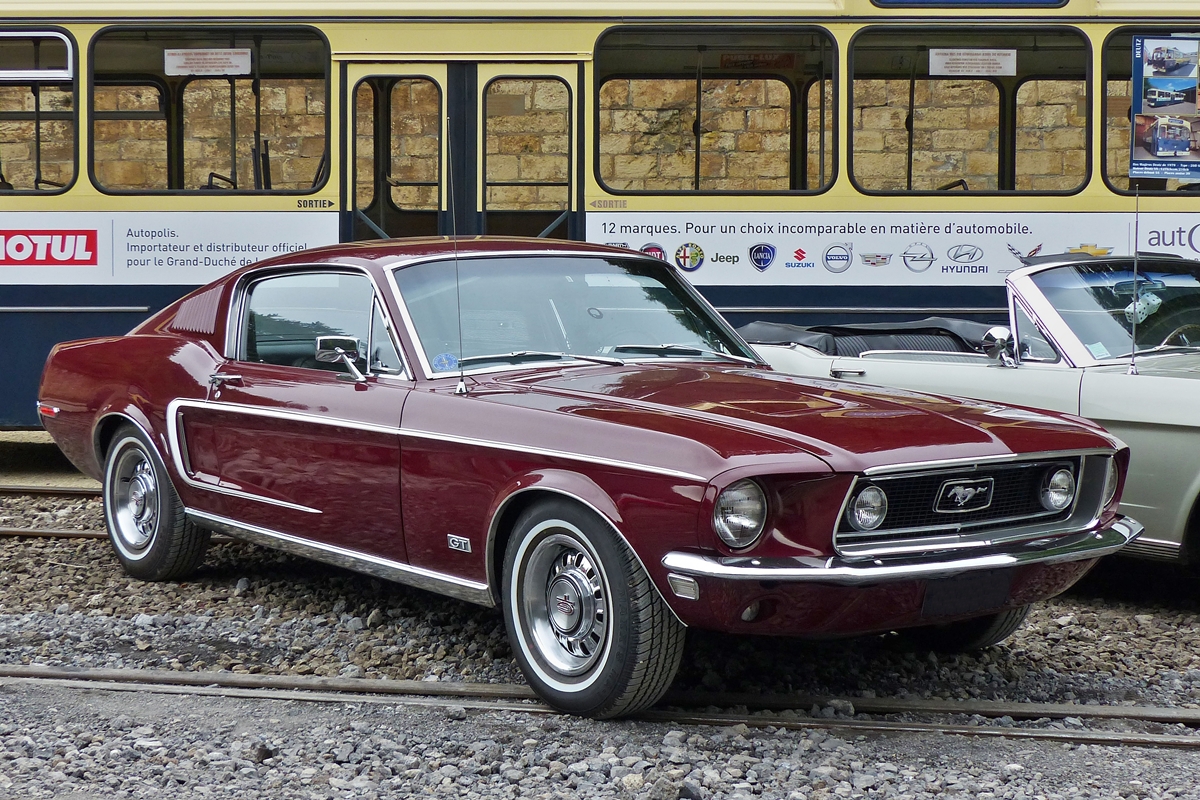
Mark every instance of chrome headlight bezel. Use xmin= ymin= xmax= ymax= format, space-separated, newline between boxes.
xmin=712 ymin=479 xmax=768 ymax=550
xmin=1102 ymin=458 xmax=1120 ymax=509
xmin=847 ymin=484 xmax=888 ymax=532
xmin=1040 ymin=467 xmax=1077 ymax=512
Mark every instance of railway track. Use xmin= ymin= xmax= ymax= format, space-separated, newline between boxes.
xmin=3 ymin=663 xmax=1198 ymax=750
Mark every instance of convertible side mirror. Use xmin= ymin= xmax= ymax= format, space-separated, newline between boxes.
xmin=315 ymin=336 xmax=367 ymax=382
xmin=982 ymin=326 xmax=1017 ymax=368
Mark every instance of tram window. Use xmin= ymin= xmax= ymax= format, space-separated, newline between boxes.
xmin=353 ymin=77 xmax=441 ymax=239
xmin=0 ymin=31 xmax=75 ymax=193
xmin=1104 ymin=30 xmax=1200 ymax=194
xmin=484 ymin=77 xmax=570 ymax=237
xmin=851 ymin=27 xmax=1088 ymax=194
xmin=91 ymin=27 xmax=328 ymax=194
xmin=595 ymin=27 xmax=834 ymax=193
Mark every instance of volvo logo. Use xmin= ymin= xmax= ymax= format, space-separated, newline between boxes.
xmin=822 ymin=243 xmax=853 ymax=273
xmin=935 ymin=478 xmax=994 ymax=513
xmin=902 ymin=242 xmax=936 ymax=272
xmin=749 ymin=243 xmax=776 ymax=271
xmin=948 ymin=244 xmax=984 ymax=263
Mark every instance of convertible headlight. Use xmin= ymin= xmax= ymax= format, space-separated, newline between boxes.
xmin=847 ymin=485 xmax=888 ymax=532
xmin=713 ymin=480 xmax=767 ymax=549
xmin=1040 ymin=467 xmax=1076 ymax=512
xmin=1102 ymin=459 xmax=1120 ymax=508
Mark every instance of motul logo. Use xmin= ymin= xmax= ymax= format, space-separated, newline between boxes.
xmin=0 ymin=230 xmax=98 ymax=266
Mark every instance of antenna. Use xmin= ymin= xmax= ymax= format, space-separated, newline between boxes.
xmin=1129 ymin=188 xmax=1140 ymax=376
xmin=447 ymin=113 xmax=468 ymax=395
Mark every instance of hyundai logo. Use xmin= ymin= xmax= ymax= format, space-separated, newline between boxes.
xmin=948 ymin=244 xmax=984 ymax=263
xmin=749 ymin=243 xmax=776 ymax=271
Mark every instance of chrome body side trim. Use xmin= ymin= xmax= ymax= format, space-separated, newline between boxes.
xmin=169 ymin=398 xmax=705 ymax=484
xmin=187 ymin=509 xmax=493 ymax=607
xmin=1120 ymin=535 xmax=1183 ymax=562
xmin=716 ymin=306 xmax=1007 ymax=316
xmin=484 ymin=485 xmax=687 ymax=627
xmin=166 ymin=399 xmax=322 ymax=515
xmin=661 ymin=516 xmax=1143 ymax=587
xmin=1 ymin=306 xmax=151 ymax=313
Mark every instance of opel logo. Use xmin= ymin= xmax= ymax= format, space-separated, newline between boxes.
xmin=902 ymin=242 xmax=935 ymax=273
xmin=948 ymin=244 xmax=984 ymax=263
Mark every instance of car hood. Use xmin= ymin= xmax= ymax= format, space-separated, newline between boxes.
xmin=1089 ymin=350 xmax=1200 ymax=379
xmin=502 ymin=363 xmax=1116 ymax=475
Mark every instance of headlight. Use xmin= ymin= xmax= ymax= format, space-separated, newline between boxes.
xmin=713 ymin=480 xmax=767 ymax=549
xmin=1102 ymin=458 xmax=1120 ymax=508
xmin=1040 ymin=467 xmax=1076 ymax=511
xmin=847 ymin=485 xmax=888 ymax=532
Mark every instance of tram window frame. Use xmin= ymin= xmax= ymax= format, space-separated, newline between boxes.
xmin=88 ymin=25 xmax=331 ymax=196
xmin=848 ymin=25 xmax=1091 ymax=196
xmin=593 ymin=25 xmax=837 ymax=196
xmin=351 ymin=74 xmax=443 ymax=240
xmin=0 ymin=28 xmax=79 ymax=194
xmin=1102 ymin=27 xmax=1200 ymax=196
xmin=483 ymin=75 xmax=573 ymax=238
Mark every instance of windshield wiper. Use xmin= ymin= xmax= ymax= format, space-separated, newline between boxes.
xmin=1115 ymin=343 xmax=1200 ymax=358
xmin=610 ymin=343 xmax=761 ymax=365
xmin=455 ymin=350 xmax=625 ymax=367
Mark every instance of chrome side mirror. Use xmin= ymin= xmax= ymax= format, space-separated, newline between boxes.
xmin=315 ymin=336 xmax=367 ymax=383
xmin=982 ymin=326 xmax=1017 ymax=368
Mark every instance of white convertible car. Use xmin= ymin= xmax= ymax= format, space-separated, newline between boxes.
xmin=742 ymin=254 xmax=1200 ymax=565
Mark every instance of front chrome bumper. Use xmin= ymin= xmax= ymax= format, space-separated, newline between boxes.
xmin=661 ymin=516 xmax=1142 ymax=587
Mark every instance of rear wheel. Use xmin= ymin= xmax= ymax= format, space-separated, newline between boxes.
xmin=502 ymin=498 xmax=684 ymax=718
xmin=902 ymin=605 xmax=1031 ymax=652
xmin=103 ymin=424 xmax=210 ymax=581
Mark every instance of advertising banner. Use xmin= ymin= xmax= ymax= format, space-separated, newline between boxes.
xmin=0 ymin=211 xmax=339 ymax=285
xmin=586 ymin=210 xmax=1200 ymax=286
xmin=1130 ymin=36 xmax=1200 ymax=180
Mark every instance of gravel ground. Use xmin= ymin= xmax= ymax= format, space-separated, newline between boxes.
xmin=5 ymin=494 xmax=1200 ymax=797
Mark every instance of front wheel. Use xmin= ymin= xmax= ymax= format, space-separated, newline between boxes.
xmin=901 ymin=605 xmax=1031 ymax=652
xmin=502 ymin=499 xmax=684 ymax=718
xmin=103 ymin=424 xmax=210 ymax=581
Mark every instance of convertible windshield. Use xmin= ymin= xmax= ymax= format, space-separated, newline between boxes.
xmin=1030 ymin=260 xmax=1200 ymax=359
xmin=394 ymin=255 xmax=757 ymax=373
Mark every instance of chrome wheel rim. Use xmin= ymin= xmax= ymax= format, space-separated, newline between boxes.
xmin=519 ymin=531 xmax=609 ymax=678
xmin=109 ymin=443 xmax=159 ymax=555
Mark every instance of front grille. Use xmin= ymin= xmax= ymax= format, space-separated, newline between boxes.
xmin=836 ymin=458 xmax=1079 ymax=548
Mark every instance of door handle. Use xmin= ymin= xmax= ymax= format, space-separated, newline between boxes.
xmin=830 ymin=367 xmax=865 ymax=378
xmin=209 ymin=373 xmax=243 ymax=387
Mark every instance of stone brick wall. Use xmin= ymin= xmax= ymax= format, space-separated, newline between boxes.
xmin=485 ymin=78 xmax=570 ymax=210
xmin=91 ymin=78 xmax=325 ymax=192
xmin=0 ymin=86 xmax=74 ymax=190
xmin=355 ymin=78 xmax=441 ymax=210
xmin=852 ymin=78 xmax=1086 ymax=192
xmin=598 ymin=77 xmax=796 ymax=191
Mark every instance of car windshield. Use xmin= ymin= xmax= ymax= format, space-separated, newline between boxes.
xmin=1029 ymin=260 xmax=1200 ymax=359
xmin=393 ymin=255 xmax=758 ymax=373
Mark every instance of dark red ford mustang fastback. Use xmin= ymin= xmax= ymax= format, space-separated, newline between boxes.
xmin=38 ymin=238 xmax=1141 ymax=717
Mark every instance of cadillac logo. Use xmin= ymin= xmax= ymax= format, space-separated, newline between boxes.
xmin=935 ymin=477 xmax=994 ymax=513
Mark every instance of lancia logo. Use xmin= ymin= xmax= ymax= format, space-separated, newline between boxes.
xmin=935 ymin=477 xmax=994 ymax=513
xmin=555 ymin=595 xmax=577 ymax=615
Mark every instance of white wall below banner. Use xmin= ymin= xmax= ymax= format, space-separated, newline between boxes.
xmin=0 ymin=212 xmax=340 ymax=285
xmin=582 ymin=211 xmax=1199 ymax=286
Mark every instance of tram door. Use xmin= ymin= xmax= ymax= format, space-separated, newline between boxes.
xmin=344 ymin=62 xmax=581 ymax=242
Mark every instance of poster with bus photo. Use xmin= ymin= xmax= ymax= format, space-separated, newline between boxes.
xmin=1131 ymin=36 xmax=1200 ymax=179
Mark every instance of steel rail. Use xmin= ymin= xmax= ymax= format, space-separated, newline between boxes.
xmin=0 ymin=484 xmax=101 ymax=497
xmin=2 ymin=665 xmax=1199 ymax=749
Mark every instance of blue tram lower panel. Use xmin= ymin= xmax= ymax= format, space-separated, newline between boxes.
xmin=699 ymin=285 xmax=1010 ymax=329
xmin=1 ymin=285 xmax=195 ymax=428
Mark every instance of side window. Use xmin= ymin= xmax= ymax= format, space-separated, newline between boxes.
xmin=851 ymin=27 xmax=1088 ymax=193
xmin=91 ymin=27 xmax=328 ymax=193
xmin=595 ymin=27 xmax=834 ymax=193
xmin=1014 ymin=301 xmax=1059 ymax=362
xmin=0 ymin=31 xmax=75 ymax=192
xmin=369 ymin=299 xmax=405 ymax=376
xmin=241 ymin=272 xmax=373 ymax=372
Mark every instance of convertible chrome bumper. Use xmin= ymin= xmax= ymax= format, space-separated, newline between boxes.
xmin=661 ymin=516 xmax=1142 ymax=587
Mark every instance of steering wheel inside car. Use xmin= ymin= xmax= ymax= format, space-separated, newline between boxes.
xmin=1159 ymin=323 xmax=1200 ymax=347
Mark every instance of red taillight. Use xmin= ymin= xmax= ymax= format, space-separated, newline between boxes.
xmin=36 ymin=402 xmax=59 ymax=418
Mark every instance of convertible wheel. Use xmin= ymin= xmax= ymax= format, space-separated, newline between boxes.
xmin=502 ymin=499 xmax=685 ymax=718
xmin=901 ymin=605 xmax=1031 ymax=652
xmin=103 ymin=424 xmax=210 ymax=581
